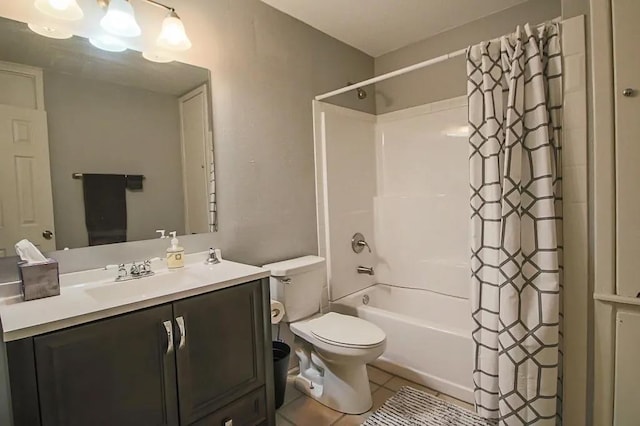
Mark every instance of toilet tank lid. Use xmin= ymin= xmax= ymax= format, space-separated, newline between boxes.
xmin=262 ymin=255 xmax=325 ymax=277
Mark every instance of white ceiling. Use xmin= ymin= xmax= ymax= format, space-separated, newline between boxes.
xmin=260 ymin=0 xmax=529 ymax=57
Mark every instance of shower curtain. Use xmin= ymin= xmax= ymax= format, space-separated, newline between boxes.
xmin=467 ymin=23 xmax=563 ymax=424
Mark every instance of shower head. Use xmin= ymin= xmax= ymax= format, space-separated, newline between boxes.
xmin=347 ymin=82 xmax=367 ymax=100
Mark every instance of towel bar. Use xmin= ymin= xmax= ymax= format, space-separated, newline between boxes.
xmin=72 ymin=173 xmax=145 ymax=179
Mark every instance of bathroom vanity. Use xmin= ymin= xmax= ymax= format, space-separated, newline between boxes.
xmin=0 ymin=255 xmax=275 ymax=426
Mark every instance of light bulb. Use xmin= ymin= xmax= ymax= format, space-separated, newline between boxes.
xmin=100 ymin=0 xmax=141 ymax=38
xmin=157 ymin=11 xmax=191 ymax=51
xmin=34 ymin=0 xmax=84 ymax=21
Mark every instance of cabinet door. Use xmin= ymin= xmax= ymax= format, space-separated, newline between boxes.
xmin=613 ymin=0 xmax=640 ymax=296
xmin=174 ymin=280 xmax=265 ymax=425
xmin=614 ymin=311 xmax=640 ymax=425
xmin=35 ymin=305 xmax=179 ymax=426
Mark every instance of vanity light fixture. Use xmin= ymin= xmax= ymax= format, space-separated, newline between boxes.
xmin=27 ymin=23 xmax=73 ymax=39
xmin=34 ymin=0 xmax=84 ymax=21
xmin=31 ymin=0 xmax=192 ymax=57
xmin=156 ymin=9 xmax=191 ymax=51
xmin=89 ymin=34 xmax=128 ymax=52
xmin=100 ymin=0 xmax=142 ymax=38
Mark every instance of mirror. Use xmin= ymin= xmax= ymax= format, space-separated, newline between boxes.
xmin=0 ymin=16 xmax=216 ymax=256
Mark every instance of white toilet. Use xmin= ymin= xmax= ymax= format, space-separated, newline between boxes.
xmin=264 ymin=256 xmax=386 ymax=415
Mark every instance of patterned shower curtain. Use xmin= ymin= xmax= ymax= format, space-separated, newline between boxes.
xmin=467 ymin=23 xmax=563 ymax=424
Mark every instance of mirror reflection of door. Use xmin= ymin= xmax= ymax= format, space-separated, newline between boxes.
xmin=0 ymin=62 xmax=56 ymax=257
xmin=179 ymin=84 xmax=212 ymax=235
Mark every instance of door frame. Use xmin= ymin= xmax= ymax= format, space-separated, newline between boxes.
xmin=590 ymin=0 xmax=621 ymax=424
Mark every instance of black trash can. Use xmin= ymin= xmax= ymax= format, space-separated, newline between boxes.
xmin=272 ymin=341 xmax=291 ymax=409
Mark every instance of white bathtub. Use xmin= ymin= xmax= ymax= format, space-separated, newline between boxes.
xmin=331 ymin=284 xmax=474 ymax=403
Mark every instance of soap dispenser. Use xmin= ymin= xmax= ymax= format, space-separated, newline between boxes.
xmin=166 ymin=232 xmax=184 ymax=269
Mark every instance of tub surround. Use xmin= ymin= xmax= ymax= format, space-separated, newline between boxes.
xmin=0 ymin=251 xmax=269 ymax=342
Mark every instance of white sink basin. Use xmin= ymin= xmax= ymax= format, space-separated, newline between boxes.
xmin=85 ymin=271 xmax=190 ymax=303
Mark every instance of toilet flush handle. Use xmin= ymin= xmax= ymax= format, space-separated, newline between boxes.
xmin=280 ymin=277 xmax=292 ymax=284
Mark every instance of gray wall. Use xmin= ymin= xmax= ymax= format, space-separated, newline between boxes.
xmin=150 ymin=0 xmax=376 ymax=266
xmin=374 ymin=0 xmax=561 ymax=114
xmin=44 ymin=71 xmax=185 ymax=250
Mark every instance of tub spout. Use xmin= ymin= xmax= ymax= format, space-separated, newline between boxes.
xmin=357 ymin=266 xmax=374 ymax=275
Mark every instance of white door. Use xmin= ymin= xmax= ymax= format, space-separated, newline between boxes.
xmin=0 ymin=105 xmax=56 ymax=256
xmin=179 ymin=85 xmax=211 ymax=234
xmin=614 ymin=0 xmax=640 ymax=297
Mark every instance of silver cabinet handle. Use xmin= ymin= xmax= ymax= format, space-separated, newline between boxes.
xmin=176 ymin=316 xmax=186 ymax=349
xmin=163 ymin=320 xmax=174 ymax=354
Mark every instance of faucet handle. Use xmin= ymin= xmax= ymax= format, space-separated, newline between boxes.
xmin=358 ymin=240 xmax=372 ymax=253
xmin=205 ymin=248 xmax=220 ymax=265
xmin=117 ymin=264 xmax=127 ymax=279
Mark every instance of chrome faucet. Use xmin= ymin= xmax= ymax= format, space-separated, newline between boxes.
xmin=357 ymin=266 xmax=374 ymax=275
xmin=113 ymin=258 xmax=158 ymax=282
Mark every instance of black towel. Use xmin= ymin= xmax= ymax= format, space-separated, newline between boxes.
xmin=126 ymin=175 xmax=144 ymax=191
xmin=82 ymin=174 xmax=127 ymax=246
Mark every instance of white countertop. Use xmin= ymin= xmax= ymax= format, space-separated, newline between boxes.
xmin=0 ymin=252 xmax=270 ymax=342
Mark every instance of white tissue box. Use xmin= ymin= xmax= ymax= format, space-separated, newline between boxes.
xmin=18 ymin=259 xmax=60 ymax=301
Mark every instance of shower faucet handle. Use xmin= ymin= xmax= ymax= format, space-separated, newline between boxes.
xmin=352 ymin=232 xmax=372 ymax=253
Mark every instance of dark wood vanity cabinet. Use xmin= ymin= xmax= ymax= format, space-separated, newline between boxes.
xmin=173 ymin=281 xmax=266 ymax=425
xmin=6 ymin=279 xmax=275 ymax=426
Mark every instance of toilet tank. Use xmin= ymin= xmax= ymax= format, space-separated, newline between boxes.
xmin=263 ymin=256 xmax=326 ymax=322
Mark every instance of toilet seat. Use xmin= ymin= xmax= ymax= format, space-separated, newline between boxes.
xmin=309 ymin=312 xmax=385 ymax=348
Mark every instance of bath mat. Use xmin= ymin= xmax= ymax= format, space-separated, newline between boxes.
xmin=363 ymin=386 xmax=496 ymax=426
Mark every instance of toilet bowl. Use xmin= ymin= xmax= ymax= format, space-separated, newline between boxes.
xmin=263 ymin=256 xmax=387 ymax=415
xmin=290 ymin=312 xmax=386 ymax=414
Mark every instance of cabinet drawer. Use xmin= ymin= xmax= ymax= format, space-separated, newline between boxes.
xmin=190 ymin=387 xmax=266 ymax=426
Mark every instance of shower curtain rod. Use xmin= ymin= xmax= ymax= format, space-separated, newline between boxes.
xmin=315 ymin=17 xmax=563 ymax=101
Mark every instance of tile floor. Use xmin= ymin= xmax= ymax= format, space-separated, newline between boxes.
xmin=277 ymin=365 xmax=474 ymax=426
